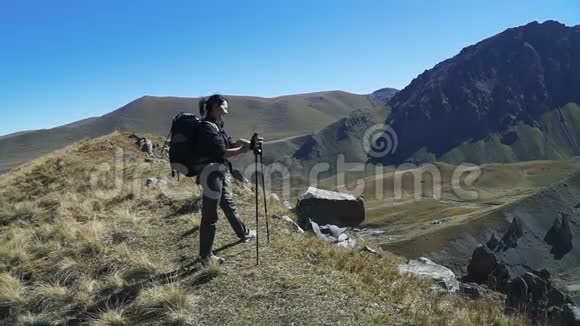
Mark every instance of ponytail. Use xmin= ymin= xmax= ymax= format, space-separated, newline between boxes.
xmin=199 ymin=98 xmax=208 ymax=116
xmin=199 ymin=94 xmax=228 ymax=117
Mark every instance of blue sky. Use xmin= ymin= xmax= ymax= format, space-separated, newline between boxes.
xmin=0 ymin=0 xmax=578 ymax=135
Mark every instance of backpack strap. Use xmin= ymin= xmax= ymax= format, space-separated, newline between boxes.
xmin=202 ymin=120 xmax=220 ymax=133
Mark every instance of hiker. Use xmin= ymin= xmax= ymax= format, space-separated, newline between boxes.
xmin=196 ymin=94 xmax=261 ymax=264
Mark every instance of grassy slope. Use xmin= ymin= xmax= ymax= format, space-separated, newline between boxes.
xmin=438 ymin=103 xmax=580 ymax=163
xmin=0 ymin=91 xmax=375 ymax=175
xmin=0 ymin=133 xmax=524 ymax=325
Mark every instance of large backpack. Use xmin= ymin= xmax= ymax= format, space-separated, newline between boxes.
xmin=166 ymin=113 xmax=204 ymax=178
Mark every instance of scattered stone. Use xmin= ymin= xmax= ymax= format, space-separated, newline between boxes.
xmin=398 ymin=257 xmax=459 ymax=292
xmin=309 ymin=220 xmax=335 ymax=242
xmin=322 ymin=224 xmax=348 ymax=238
xmin=545 ymin=212 xmax=574 ymax=259
xmin=360 ymin=245 xmax=378 ymax=254
xmin=139 ymin=138 xmax=153 ymax=155
xmin=336 ymin=238 xmax=358 ymax=249
xmin=145 ymin=178 xmax=168 ymax=187
xmin=269 ymin=193 xmax=280 ymax=202
xmin=307 ymin=220 xmax=355 ymax=246
xmin=459 ymin=282 xmax=483 ymax=299
xmin=282 ymin=200 xmax=293 ymax=210
xmin=272 ymin=214 xmax=304 ymax=233
xmin=129 ymin=134 xmax=154 ymax=155
xmin=369 ymin=230 xmax=386 ymax=236
xmin=296 ymin=187 xmax=365 ymax=227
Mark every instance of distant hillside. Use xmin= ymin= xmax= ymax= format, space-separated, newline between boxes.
xmin=0 ymin=91 xmax=380 ymax=174
xmin=375 ymin=20 xmax=580 ymax=165
xmin=231 ymin=103 xmax=391 ymax=192
xmin=0 ymin=131 xmax=34 ymax=141
xmin=384 ymin=169 xmax=580 ymax=292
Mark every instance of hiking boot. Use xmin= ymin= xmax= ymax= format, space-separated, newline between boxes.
xmin=241 ymin=229 xmax=256 ymax=242
xmin=200 ymin=254 xmax=225 ymax=266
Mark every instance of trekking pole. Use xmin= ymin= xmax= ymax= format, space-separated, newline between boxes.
xmin=258 ymin=149 xmax=270 ymax=243
xmin=251 ymin=133 xmax=260 ymax=265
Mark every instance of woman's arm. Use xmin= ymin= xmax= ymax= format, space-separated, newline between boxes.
xmin=223 ymin=145 xmax=249 ymax=159
xmin=222 ymin=137 xmax=263 ymax=159
xmin=232 ymin=138 xmax=251 ymax=148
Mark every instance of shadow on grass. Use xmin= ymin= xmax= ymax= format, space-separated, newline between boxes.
xmin=164 ymin=197 xmax=202 ymax=219
xmin=180 ymin=226 xmax=200 ymax=239
xmin=72 ymin=239 xmax=247 ymax=323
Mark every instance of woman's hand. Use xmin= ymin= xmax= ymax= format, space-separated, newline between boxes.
xmin=254 ymin=137 xmax=264 ymax=149
xmin=224 ymin=137 xmax=264 ymax=158
xmin=234 ymin=138 xmax=251 ymax=148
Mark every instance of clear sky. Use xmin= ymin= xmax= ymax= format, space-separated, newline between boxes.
xmin=0 ymin=0 xmax=578 ymax=135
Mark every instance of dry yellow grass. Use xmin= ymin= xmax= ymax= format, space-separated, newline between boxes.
xmin=0 ymin=133 xmax=527 ymax=325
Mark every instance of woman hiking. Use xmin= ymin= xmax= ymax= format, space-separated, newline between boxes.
xmin=196 ymin=94 xmax=260 ymax=265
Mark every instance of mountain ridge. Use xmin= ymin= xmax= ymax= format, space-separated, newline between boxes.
xmin=377 ymin=20 xmax=580 ymax=165
xmin=0 ymin=90 xmax=386 ymax=175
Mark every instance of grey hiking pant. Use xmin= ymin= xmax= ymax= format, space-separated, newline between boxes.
xmin=198 ymin=163 xmax=248 ymax=259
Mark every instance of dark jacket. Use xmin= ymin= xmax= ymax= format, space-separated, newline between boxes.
xmin=196 ymin=117 xmax=234 ymax=167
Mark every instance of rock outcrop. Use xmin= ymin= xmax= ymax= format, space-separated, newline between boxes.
xmin=545 ymin=212 xmax=574 ymax=259
xmin=505 ymin=269 xmax=573 ymax=322
xmin=486 ymin=233 xmax=500 ymax=251
xmin=548 ymin=304 xmax=580 ymax=326
xmin=462 ymin=245 xmax=511 ymax=291
xmin=497 ymin=217 xmax=524 ymax=250
xmin=296 ymin=187 xmax=365 ymax=227
xmin=376 ymin=20 xmax=580 ymax=165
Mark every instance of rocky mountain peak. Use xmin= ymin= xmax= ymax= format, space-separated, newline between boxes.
xmin=376 ymin=20 xmax=580 ymax=164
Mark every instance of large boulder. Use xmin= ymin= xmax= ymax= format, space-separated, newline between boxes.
xmin=398 ymin=257 xmax=459 ymax=292
xmin=462 ymin=244 xmax=511 ymax=292
xmin=295 ymin=187 xmax=365 ymax=227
